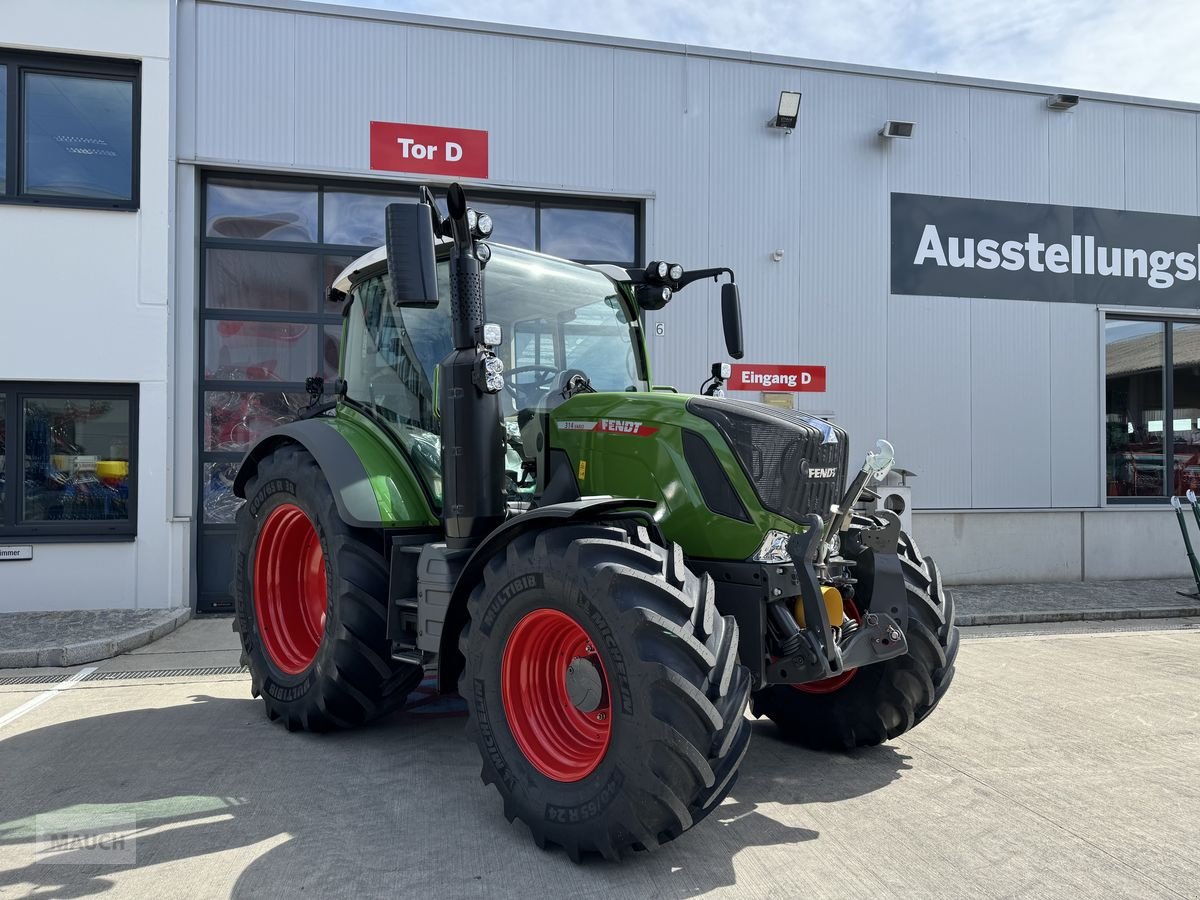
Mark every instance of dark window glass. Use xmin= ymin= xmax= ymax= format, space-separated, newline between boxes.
xmin=482 ymin=202 xmax=536 ymax=250
xmin=23 ymin=73 xmax=134 ymax=202
xmin=540 ymin=206 xmax=636 ymax=263
xmin=204 ymin=320 xmax=318 ymax=383
xmin=1106 ymin=320 xmax=1165 ymax=498
xmin=0 ymin=392 xmax=6 ymax=510
xmin=1173 ymin=323 xmax=1200 ymax=496
xmin=205 ymin=249 xmax=320 ymax=313
xmin=22 ymin=397 xmax=132 ymax=522
xmin=202 ymin=462 xmax=243 ymax=524
xmin=203 ymin=390 xmax=307 ymax=453
xmin=324 ymin=191 xmax=409 ymax=246
xmin=0 ymin=66 xmax=7 ymax=192
xmin=205 ymin=180 xmax=317 ymax=241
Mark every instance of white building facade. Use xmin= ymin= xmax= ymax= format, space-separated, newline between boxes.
xmin=4 ymin=0 xmax=1200 ymax=613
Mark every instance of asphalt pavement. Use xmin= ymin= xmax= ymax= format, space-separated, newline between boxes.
xmin=1 ymin=619 xmax=1198 ymax=899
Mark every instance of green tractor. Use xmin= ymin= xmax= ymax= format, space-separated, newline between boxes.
xmin=231 ymin=184 xmax=958 ymax=860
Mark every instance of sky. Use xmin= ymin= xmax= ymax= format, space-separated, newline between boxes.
xmin=339 ymin=0 xmax=1200 ymax=103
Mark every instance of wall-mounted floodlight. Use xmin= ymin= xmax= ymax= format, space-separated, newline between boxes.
xmin=1047 ymin=93 xmax=1079 ymax=110
xmin=768 ymin=91 xmax=802 ymax=132
xmin=879 ymin=120 xmax=915 ymax=139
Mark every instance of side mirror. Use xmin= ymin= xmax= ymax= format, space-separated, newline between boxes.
xmin=385 ymin=202 xmax=439 ymax=308
xmin=721 ymin=282 xmax=744 ymax=360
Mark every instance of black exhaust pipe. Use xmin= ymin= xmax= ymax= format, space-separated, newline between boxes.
xmin=438 ymin=184 xmax=506 ymax=548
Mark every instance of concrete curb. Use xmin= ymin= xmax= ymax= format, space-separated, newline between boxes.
xmin=956 ymin=606 xmax=1200 ymax=627
xmin=0 ymin=608 xmax=192 ymax=669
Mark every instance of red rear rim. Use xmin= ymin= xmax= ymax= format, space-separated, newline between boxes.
xmin=501 ymin=609 xmax=612 ymax=782
xmin=794 ymin=597 xmax=862 ymax=695
xmin=253 ymin=503 xmax=328 ymax=675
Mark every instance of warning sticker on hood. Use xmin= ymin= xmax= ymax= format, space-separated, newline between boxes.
xmin=556 ymin=419 xmax=659 ymax=437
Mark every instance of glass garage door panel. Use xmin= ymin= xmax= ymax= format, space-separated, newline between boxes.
xmin=204 ymin=320 xmax=318 ymax=383
xmin=541 ymin=206 xmax=636 ymax=264
xmin=203 ymin=390 xmax=308 ymax=454
xmin=205 ymin=249 xmax=321 ymax=313
xmin=1105 ymin=320 xmax=1165 ymax=498
xmin=206 ymin=180 xmax=318 ymax=242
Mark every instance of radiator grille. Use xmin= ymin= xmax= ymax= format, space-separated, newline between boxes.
xmin=687 ymin=397 xmax=849 ymax=524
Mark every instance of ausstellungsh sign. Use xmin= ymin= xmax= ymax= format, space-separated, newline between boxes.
xmin=891 ymin=192 xmax=1200 ymax=308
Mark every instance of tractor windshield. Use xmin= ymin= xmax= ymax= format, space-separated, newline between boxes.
xmin=341 ymin=244 xmax=647 ymax=500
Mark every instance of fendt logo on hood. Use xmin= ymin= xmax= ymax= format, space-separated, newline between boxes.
xmin=557 ymin=419 xmax=659 ymax=437
xmin=807 ymin=467 xmax=837 ymax=478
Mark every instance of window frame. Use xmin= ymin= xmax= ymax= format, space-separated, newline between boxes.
xmin=0 ymin=48 xmax=141 ymax=211
xmin=0 ymin=381 xmax=139 ymax=542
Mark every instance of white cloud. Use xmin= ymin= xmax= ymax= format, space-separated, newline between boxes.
xmin=340 ymin=0 xmax=1200 ymax=102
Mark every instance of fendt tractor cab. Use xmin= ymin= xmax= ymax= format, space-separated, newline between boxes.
xmin=231 ymin=184 xmax=959 ymax=860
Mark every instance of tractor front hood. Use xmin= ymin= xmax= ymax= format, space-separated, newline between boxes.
xmin=546 ymin=391 xmax=837 ymax=561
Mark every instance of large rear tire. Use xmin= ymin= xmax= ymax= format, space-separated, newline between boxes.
xmin=460 ymin=522 xmax=752 ymax=861
xmin=752 ymin=521 xmax=959 ymax=750
xmin=233 ymin=444 xmax=424 ymax=732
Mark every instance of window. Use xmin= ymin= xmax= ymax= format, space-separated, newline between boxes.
xmin=0 ymin=49 xmax=140 ymax=209
xmin=0 ymin=383 xmax=138 ymax=539
xmin=1105 ymin=316 xmax=1200 ymax=501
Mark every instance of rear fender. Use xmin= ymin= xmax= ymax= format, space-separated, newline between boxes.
xmin=436 ymin=496 xmax=657 ymax=692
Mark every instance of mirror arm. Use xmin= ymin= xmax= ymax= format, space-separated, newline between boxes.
xmin=674 ymin=267 xmax=734 ymax=290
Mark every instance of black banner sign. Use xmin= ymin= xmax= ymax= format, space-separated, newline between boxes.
xmin=891 ymin=192 xmax=1200 ymax=308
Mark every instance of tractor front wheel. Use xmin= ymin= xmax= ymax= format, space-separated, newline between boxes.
xmin=460 ymin=522 xmax=752 ymax=861
xmin=752 ymin=522 xmax=959 ymax=750
xmin=233 ymin=444 xmax=423 ymax=731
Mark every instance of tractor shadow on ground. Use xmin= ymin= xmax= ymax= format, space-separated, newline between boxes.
xmin=0 ymin=693 xmax=910 ymax=900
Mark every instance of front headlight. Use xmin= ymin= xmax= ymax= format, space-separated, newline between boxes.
xmin=751 ymin=529 xmax=792 ymax=563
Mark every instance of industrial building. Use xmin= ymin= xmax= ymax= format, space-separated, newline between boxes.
xmin=4 ymin=0 xmax=1200 ymax=613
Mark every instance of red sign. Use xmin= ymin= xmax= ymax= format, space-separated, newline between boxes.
xmin=729 ymin=364 xmax=826 ymax=392
xmin=370 ymin=121 xmax=489 ymax=179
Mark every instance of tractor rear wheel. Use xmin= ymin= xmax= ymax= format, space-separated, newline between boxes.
xmin=752 ymin=521 xmax=959 ymax=750
xmin=460 ymin=522 xmax=752 ymax=861
xmin=233 ymin=444 xmax=424 ymax=731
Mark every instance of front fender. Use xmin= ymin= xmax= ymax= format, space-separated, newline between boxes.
xmin=436 ymin=496 xmax=657 ymax=691
xmin=233 ymin=420 xmax=387 ymax=528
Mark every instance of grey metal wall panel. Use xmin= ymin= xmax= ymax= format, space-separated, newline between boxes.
xmin=886 ymin=295 xmax=972 ymax=508
xmin=1124 ymin=105 xmax=1198 ymax=214
xmin=1048 ymin=303 xmax=1100 ymax=507
xmin=508 ymin=38 xmax=615 ymax=189
xmin=796 ymin=70 xmax=889 ymax=462
xmin=658 ymin=58 xmax=809 ymax=394
xmin=1048 ymin=102 xmax=1125 ymax=209
xmin=195 ymin=3 xmax=296 ymax=164
xmin=403 ymin=26 xmax=514 ymax=181
xmin=885 ymin=80 xmax=970 ymax=197
xmin=969 ymin=88 xmax=1049 ymax=202
xmin=970 ymin=298 xmax=1052 ymax=507
xmin=614 ymin=51 xmax=712 ymax=386
xmin=293 ymin=13 xmax=408 ymax=173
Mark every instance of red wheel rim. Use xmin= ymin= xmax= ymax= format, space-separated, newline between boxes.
xmin=794 ymin=597 xmax=862 ymax=695
xmin=501 ymin=609 xmax=612 ymax=782
xmin=253 ymin=503 xmax=328 ymax=675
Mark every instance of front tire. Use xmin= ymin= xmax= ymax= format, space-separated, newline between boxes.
xmin=752 ymin=522 xmax=959 ymax=750
xmin=233 ymin=444 xmax=424 ymax=732
xmin=460 ymin=522 xmax=752 ymax=861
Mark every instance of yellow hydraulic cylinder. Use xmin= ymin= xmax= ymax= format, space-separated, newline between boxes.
xmin=794 ymin=585 xmax=845 ymax=628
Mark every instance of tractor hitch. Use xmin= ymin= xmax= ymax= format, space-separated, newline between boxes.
xmin=758 ymin=515 xmax=907 ymax=686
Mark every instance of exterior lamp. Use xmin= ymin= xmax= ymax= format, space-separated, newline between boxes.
xmin=768 ymin=91 xmax=801 ymax=132
xmin=1047 ymin=93 xmax=1079 ymax=110
xmin=879 ymin=120 xmax=915 ymax=139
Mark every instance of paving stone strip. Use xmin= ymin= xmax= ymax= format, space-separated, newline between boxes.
xmin=0 ymin=608 xmax=191 ymax=668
